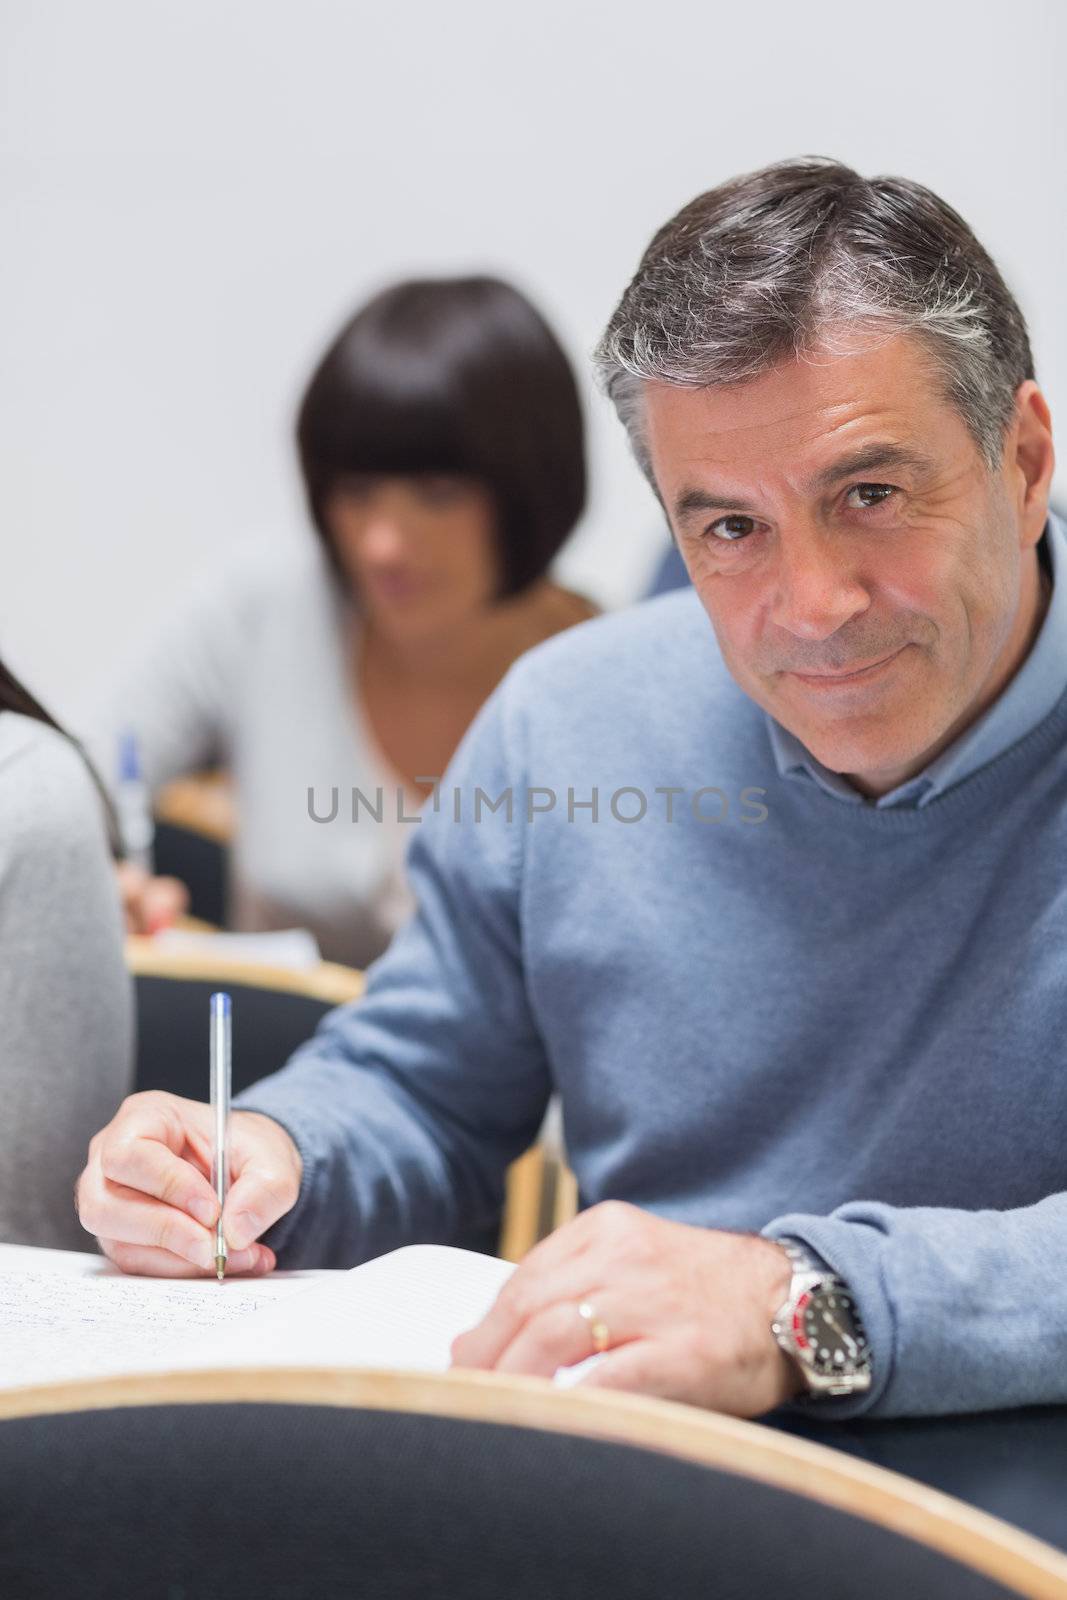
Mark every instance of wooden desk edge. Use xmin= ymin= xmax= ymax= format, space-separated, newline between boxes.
xmin=2 ymin=1367 xmax=1064 ymax=1597
xmin=154 ymin=775 xmax=235 ymax=844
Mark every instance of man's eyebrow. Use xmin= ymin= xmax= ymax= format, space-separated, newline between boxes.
xmin=808 ymin=443 xmax=937 ymax=492
xmin=672 ymin=443 xmax=936 ymax=523
xmin=673 ymin=487 xmax=761 ymax=521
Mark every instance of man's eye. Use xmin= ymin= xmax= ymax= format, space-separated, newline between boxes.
xmin=846 ymin=483 xmax=897 ymax=510
xmin=707 ymin=514 xmax=758 ymax=542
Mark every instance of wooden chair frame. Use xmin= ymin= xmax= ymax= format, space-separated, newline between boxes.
xmin=1 ymin=1367 xmax=1065 ymax=1598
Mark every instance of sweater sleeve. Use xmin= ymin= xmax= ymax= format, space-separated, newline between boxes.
xmin=233 ymin=676 xmax=553 ymax=1269
xmin=762 ymin=1193 xmax=1067 ymax=1418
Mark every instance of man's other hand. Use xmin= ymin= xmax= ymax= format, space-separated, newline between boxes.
xmin=451 ymin=1201 xmax=801 ymax=1416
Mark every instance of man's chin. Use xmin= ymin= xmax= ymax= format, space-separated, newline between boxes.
xmin=790 ymin=727 xmax=930 ymax=792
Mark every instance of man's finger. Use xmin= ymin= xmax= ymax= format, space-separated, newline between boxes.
xmin=221 ymin=1165 xmax=299 ymax=1252
xmin=98 ymin=1097 xmax=219 ymax=1228
xmin=100 ymin=1238 xmax=275 ymax=1278
xmin=452 ymin=1200 xmax=677 ymax=1370
xmin=487 ymin=1296 xmax=634 ymax=1378
xmin=87 ymin=1176 xmax=221 ymax=1270
xmin=447 ymin=1203 xmax=630 ymax=1363
xmin=450 ymin=1256 xmax=605 ymax=1370
xmin=575 ymin=1340 xmax=691 ymax=1402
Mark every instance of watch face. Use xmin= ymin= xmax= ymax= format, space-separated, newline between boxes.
xmin=794 ymin=1285 xmax=870 ymax=1377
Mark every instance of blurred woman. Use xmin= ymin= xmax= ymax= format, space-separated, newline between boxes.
xmin=86 ymin=277 xmax=594 ymax=968
xmin=0 ymin=661 xmax=133 ymax=1248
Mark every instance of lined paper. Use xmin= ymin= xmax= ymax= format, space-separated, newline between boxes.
xmin=0 ymin=1244 xmax=512 ymax=1390
xmin=0 ymin=1254 xmax=323 ymax=1389
xmin=158 ymin=1245 xmax=516 ymax=1375
xmin=0 ymin=1244 xmax=606 ymax=1392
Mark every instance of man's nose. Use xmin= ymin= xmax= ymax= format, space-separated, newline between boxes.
xmin=768 ymin=524 xmax=869 ymax=642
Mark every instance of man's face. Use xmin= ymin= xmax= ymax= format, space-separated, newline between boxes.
xmin=644 ymin=334 xmax=1044 ymax=794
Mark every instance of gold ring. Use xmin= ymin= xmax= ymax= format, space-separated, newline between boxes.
xmin=577 ymin=1300 xmax=611 ymax=1354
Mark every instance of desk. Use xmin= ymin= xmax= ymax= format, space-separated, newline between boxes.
xmin=776 ymin=1406 xmax=1067 ymax=1557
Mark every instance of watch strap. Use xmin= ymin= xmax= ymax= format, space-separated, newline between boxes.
xmin=771 ymin=1238 xmax=872 ymax=1399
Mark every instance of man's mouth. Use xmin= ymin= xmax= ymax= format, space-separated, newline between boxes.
xmin=787 ymin=647 xmax=907 ymax=687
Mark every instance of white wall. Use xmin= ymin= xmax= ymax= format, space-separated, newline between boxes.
xmin=2 ymin=0 xmax=1065 ymax=714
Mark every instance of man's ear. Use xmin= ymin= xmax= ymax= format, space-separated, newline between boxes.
xmin=1008 ymin=381 xmax=1056 ymax=550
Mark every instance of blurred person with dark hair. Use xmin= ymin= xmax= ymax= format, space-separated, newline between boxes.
xmin=0 ymin=661 xmax=132 ymax=1248
xmin=85 ymin=277 xmax=593 ymax=968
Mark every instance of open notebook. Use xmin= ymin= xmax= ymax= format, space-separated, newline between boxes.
xmin=0 ymin=1242 xmax=522 ymax=1392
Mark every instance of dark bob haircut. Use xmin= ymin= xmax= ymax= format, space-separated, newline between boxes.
xmin=296 ymin=276 xmax=586 ymax=599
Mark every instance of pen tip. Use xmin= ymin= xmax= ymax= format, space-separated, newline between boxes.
xmin=215 ymin=1257 xmax=226 ymax=1281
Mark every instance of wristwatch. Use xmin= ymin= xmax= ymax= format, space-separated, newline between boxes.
xmin=770 ymin=1240 xmax=872 ymax=1399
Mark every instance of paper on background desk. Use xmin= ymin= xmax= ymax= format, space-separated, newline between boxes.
xmin=0 ymin=1243 xmax=517 ymax=1391
xmin=153 ymin=927 xmax=322 ymax=969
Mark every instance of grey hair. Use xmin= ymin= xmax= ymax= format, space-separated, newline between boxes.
xmin=595 ymin=157 xmax=1034 ymax=484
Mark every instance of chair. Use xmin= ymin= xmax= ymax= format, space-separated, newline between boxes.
xmin=152 ymin=772 xmax=236 ymax=928
xmin=152 ymin=819 xmax=229 ymax=926
xmin=0 ymin=1368 xmax=1061 ymax=1599
xmin=497 ymin=1145 xmax=579 ymax=1261
xmin=128 ymin=938 xmax=365 ymax=1099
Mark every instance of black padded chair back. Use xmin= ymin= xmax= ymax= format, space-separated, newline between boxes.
xmin=0 ymin=1401 xmax=1024 ymax=1599
xmin=153 ymin=819 xmax=229 ymax=927
xmin=134 ymin=973 xmax=331 ymax=1098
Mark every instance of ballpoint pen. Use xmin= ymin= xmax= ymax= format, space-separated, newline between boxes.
xmin=210 ymin=992 xmax=231 ymax=1281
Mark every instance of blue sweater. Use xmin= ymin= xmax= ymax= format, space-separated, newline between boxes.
xmin=241 ymin=538 xmax=1067 ymax=1420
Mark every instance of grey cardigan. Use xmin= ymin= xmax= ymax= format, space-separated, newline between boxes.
xmin=0 ymin=713 xmax=133 ymax=1248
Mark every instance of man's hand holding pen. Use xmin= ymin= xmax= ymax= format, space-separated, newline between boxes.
xmin=75 ymin=1092 xmax=301 ymax=1278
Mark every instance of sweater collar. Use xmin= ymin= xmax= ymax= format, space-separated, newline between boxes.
xmin=765 ymin=513 xmax=1067 ymax=809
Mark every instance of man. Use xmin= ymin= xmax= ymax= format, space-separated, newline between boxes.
xmin=78 ymin=158 xmax=1063 ymax=1420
